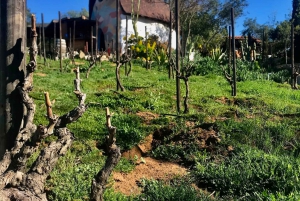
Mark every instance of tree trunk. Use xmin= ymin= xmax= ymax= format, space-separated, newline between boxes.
xmin=0 ymin=0 xmax=27 ymax=157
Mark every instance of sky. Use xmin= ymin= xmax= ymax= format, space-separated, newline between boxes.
xmin=28 ymin=0 xmax=292 ymax=35
xmin=235 ymin=0 xmax=292 ymax=35
xmin=27 ymin=0 xmax=89 ymax=22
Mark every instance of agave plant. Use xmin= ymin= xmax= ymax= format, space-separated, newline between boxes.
xmin=210 ymin=47 xmax=226 ymax=62
xmin=153 ymin=48 xmax=168 ymax=65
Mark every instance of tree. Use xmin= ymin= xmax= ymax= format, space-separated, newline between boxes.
xmin=181 ymin=0 xmax=248 ymax=55
xmin=241 ymin=18 xmax=263 ymax=38
xmin=218 ymin=0 xmax=248 ymax=24
xmin=269 ymin=20 xmax=291 ymax=64
xmin=63 ymin=8 xmax=89 ymax=18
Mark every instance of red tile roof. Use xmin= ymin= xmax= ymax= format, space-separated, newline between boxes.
xmin=120 ymin=0 xmax=170 ymax=23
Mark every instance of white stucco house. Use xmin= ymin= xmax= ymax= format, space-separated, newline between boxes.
xmin=89 ymin=0 xmax=176 ymax=53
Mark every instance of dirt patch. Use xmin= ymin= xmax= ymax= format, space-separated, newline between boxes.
xmin=122 ymin=134 xmax=154 ymax=160
xmin=185 ymin=121 xmax=196 ymax=127
xmin=136 ymin=111 xmax=159 ymax=124
xmin=137 ymin=134 xmax=153 ymax=154
xmin=152 ymin=125 xmax=220 ymax=151
xmin=122 ymin=145 xmax=143 ymax=160
xmin=215 ymin=96 xmax=230 ymax=105
xmin=74 ymin=61 xmax=85 ymax=65
xmin=215 ymin=97 xmax=265 ymax=109
xmin=35 ymin=73 xmax=47 ymax=77
xmin=113 ymin=157 xmax=187 ymax=195
xmin=179 ymin=127 xmax=221 ymax=150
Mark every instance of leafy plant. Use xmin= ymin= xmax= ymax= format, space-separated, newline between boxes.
xmin=135 ymin=178 xmax=217 ymax=201
xmin=194 ymin=147 xmax=300 ymax=197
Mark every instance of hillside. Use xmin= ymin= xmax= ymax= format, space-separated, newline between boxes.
xmin=31 ymin=57 xmax=300 ymax=200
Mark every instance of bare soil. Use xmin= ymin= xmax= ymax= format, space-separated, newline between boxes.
xmin=113 ymin=118 xmax=226 ymax=196
xmin=136 ymin=111 xmax=159 ymax=124
xmin=35 ymin=72 xmax=47 ymax=77
xmin=113 ymin=157 xmax=187 ymax=195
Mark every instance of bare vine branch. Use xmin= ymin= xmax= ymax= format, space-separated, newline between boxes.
xmin=90 ymin=107 xmax=121 ymax=201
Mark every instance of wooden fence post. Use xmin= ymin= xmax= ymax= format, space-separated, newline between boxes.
xmin=0 ymin=0 xmax=27 ymax=156
xmin=169 ymin=10 xmax=172 ymax=79
xmin=125 ymin=15 xmax=128 ymax=76
xmin=91 ymin=26 xmax=94 ymax=56
xmin=53 ymin=21 xmax=56 ymax=60
xmin=42 ymin=13 xmax=46 ymax=65
xmin=175 ymin=0 xmax=181 ymax=113
xmin=231 ymin=8 xmax=237 ymax=96
xmin=73 ymin=21 xmax=76 ymax=51
xmin=145 ymin=26 xmax=148 ymax=70
xmin=59 ymin=11 xmax=62 ymax=72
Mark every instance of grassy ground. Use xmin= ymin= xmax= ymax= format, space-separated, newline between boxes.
xmin=31 ymin=57 xmax=300 ymax=200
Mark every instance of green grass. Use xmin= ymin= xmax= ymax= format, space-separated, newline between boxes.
xmin=29 ymin=56 xmax=300 ymax=200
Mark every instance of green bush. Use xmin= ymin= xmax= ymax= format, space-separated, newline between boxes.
xmin=193 ymin=57 xmax=222 ymax=76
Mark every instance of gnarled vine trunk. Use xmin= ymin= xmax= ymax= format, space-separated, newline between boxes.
xmin=0 ymin=11 xmax=121 ymax=201
xmin=0 ymin=15 xmax=89 ymax=200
